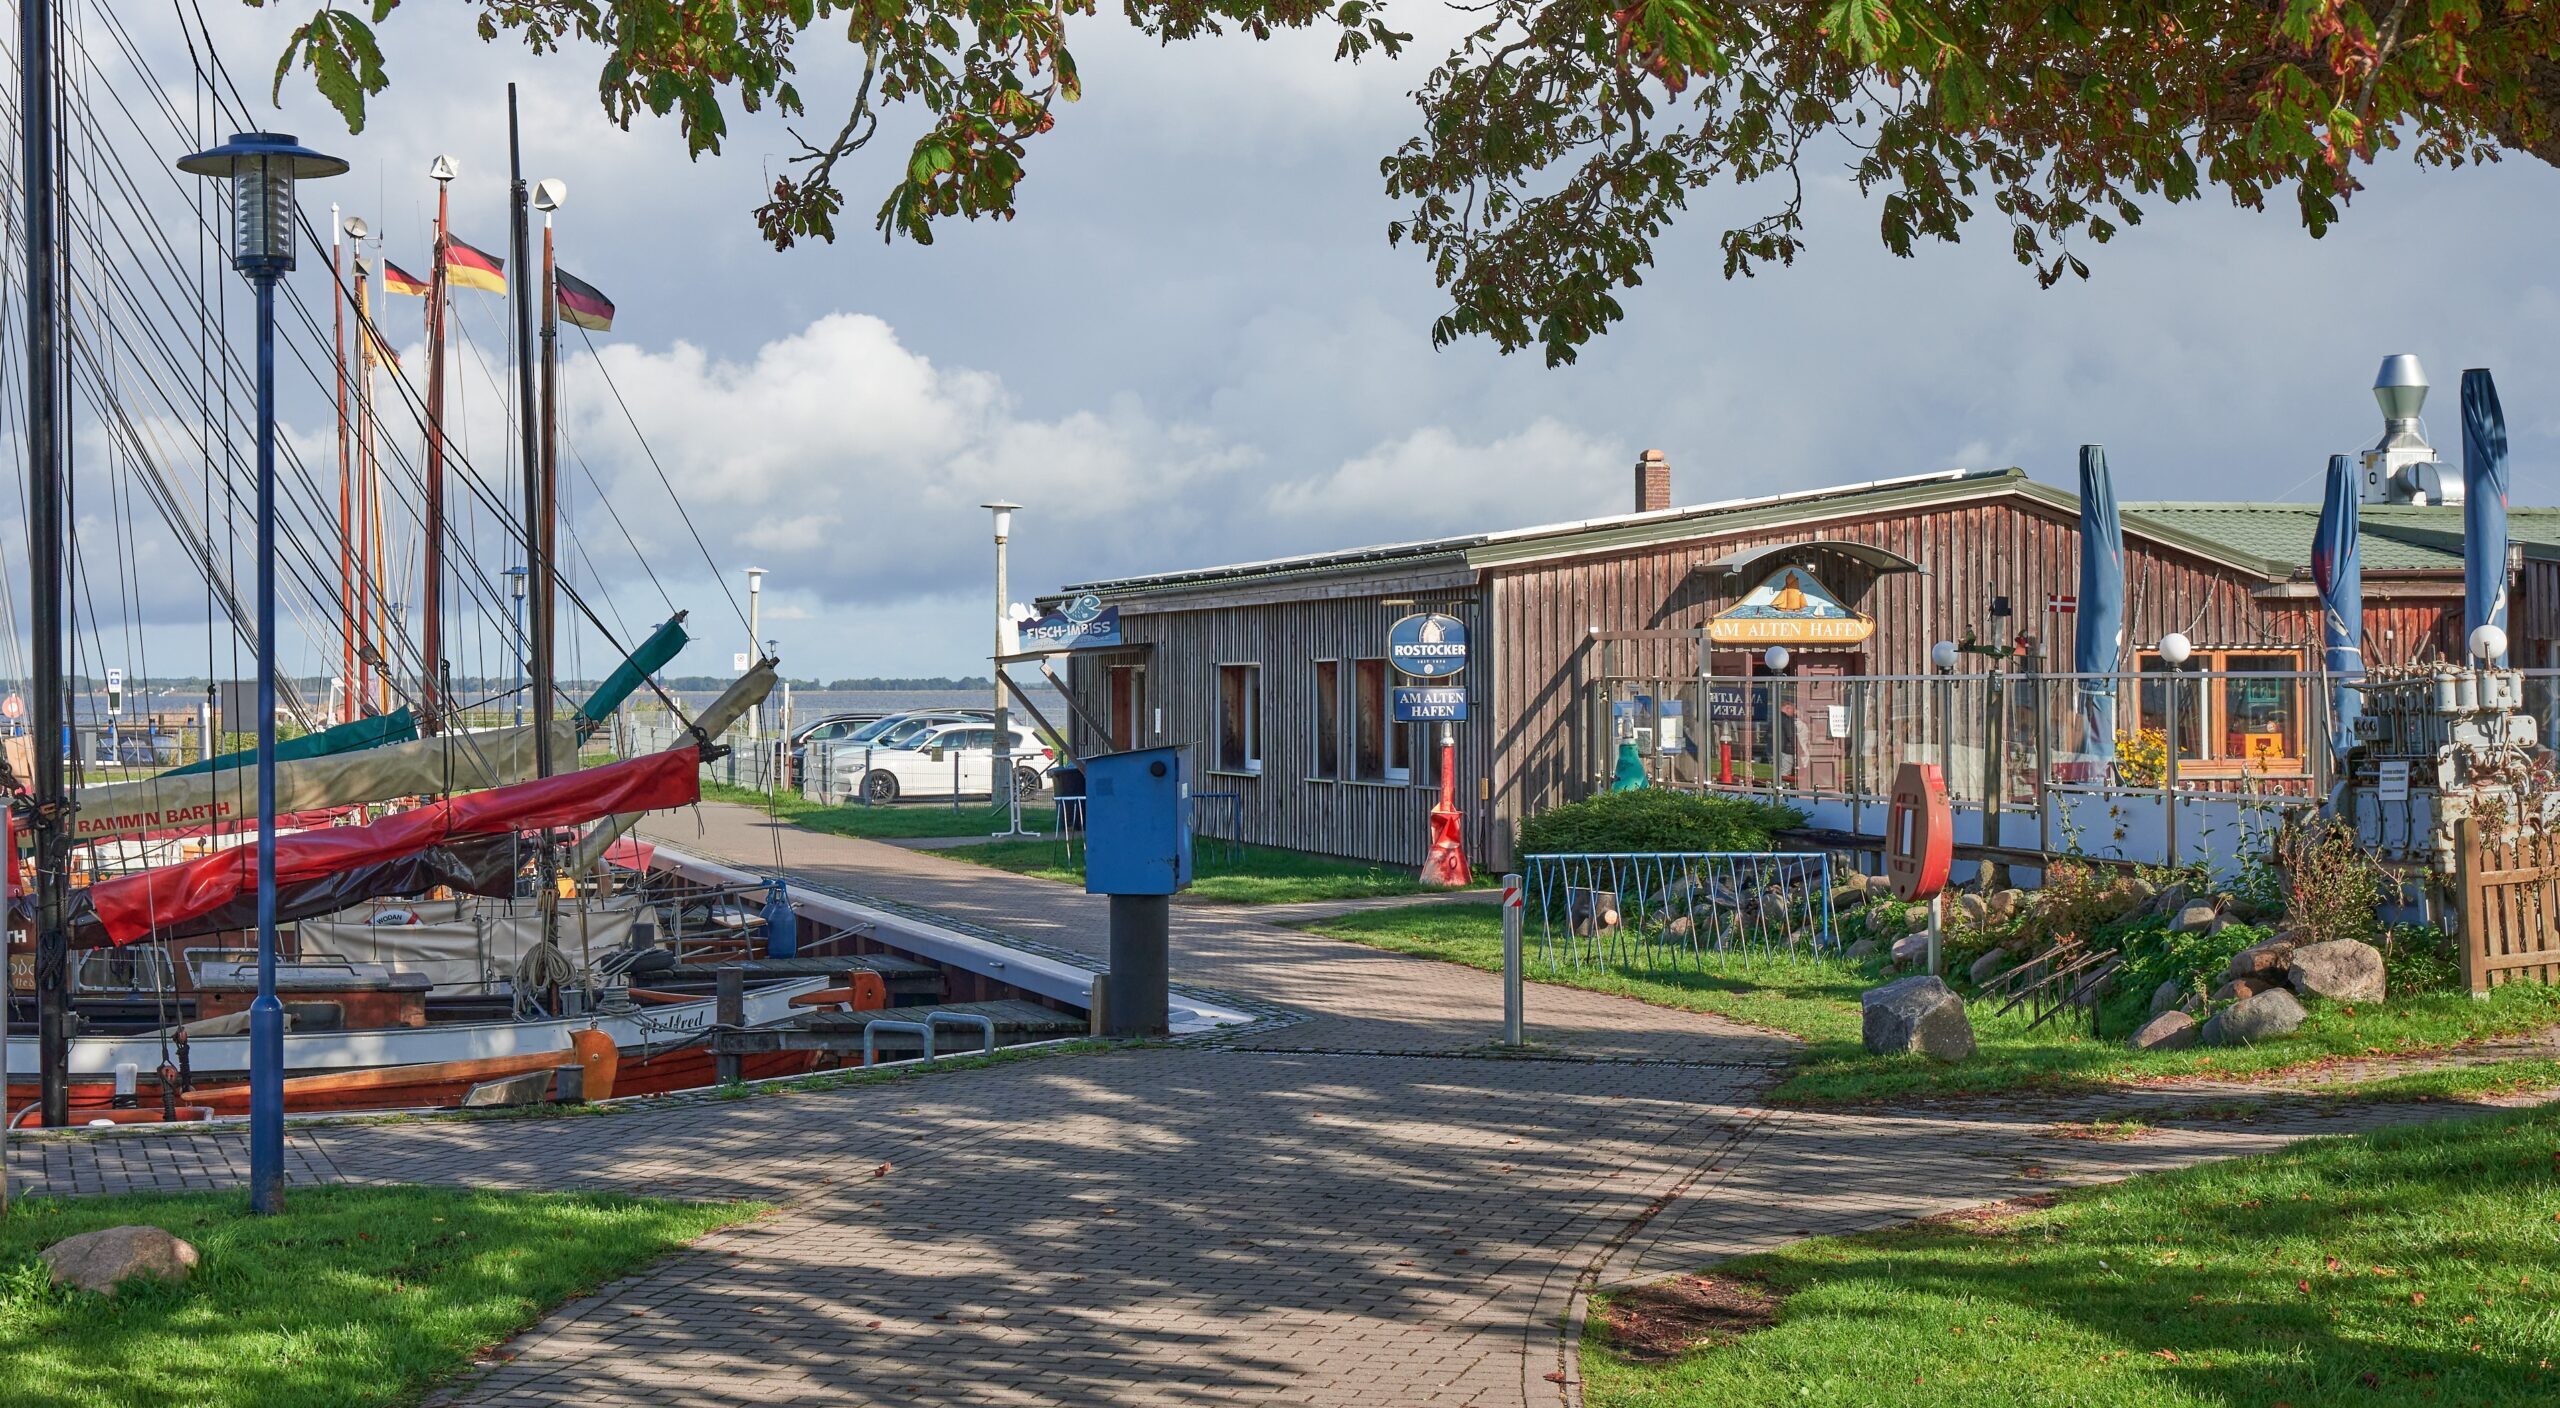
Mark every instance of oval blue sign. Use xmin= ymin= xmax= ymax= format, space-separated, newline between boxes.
xmin=1388 ymin=613 xmax=1468 ymax=679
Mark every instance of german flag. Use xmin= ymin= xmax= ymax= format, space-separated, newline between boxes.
xmin=441 ymin=237 xmax=506 ymax=294
xmin=553 ymin=268 xmax=615 ymax=332
xmin=382 ymin=261 xmax=430 ymax=297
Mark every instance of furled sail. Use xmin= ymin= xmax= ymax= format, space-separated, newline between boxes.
xmin=566 ymin=661 xmax=777 ymax=872
xmin=161 ymin=708 xmax=420 ymax=779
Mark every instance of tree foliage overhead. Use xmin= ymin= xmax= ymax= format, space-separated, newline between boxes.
xmin=270 ymin=2 xmax=2560 ymax=365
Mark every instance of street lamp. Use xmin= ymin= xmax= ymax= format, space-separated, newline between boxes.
xmin=505 ymin=566 xmax=529 ymax=727
xmin=2469 ymin=624 xmax=2508 ymax=665
xmin=2157 ymin=633 xmax=2192 ymax=863
xmin=178 ymin=131 xmax=347 ymax=1216
xmin=743 ymin=567 xmax=765 ymax=738
xmin=982 ymin=502 xmax=1035 ymax=837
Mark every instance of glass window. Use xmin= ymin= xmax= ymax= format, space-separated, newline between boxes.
xmin=2134 ymin=654 xmax=2205 ymax=760
xmin=1354 ymin=659 xmax=1387 ymax=779
xmin=2220 ymin=653 xmax=2300 ymax=764
xmin=1312 ymin=660 xmax=1341 ymax=779
xmin=1217 ymin=664 xmax=1262 ymax=774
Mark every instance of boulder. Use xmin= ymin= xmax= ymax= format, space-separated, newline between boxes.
xmin=2170 ymin=901 xmax=2222 ymax=935
xmin=2210 ymin=977 xmax=2275 ymax=1004
xmin=2151 ymin=882 xmax=2191 ymax=918
xmin=1986 ymin=889 xmax=2024 ymax=923
xmin=2125 ymin=1010 xmax=2201 ymax=1053
xmin=1903 ymin=907 xmax=1933 ymax=935
xmin=1843 ymin=937 xmax=1880 ymax=960
xmin=2075 ymin=970 xmax=2118 ymax=1007
xmin=1955 ymin=893 xmax=1988 ymax=925
xmin=42 ymin=1225 xmax=199 ymax=1295
xmin=1860 ymin=975 xmax=1976 ymax=1061
xmin=1661 ymin=915 xmax=1696 ymax=942
xmin=2286 ymin=939 xmax=2386 ymax=1004
xmin=2148 ymin=979 xmax=2187 ymax=1017
xmin=2227 ymin=936 xmax=2297 ymax=983
xmin=1968 ymin=947 xmax=2014 ymax=986
xmin=1889 ymin=933 xmax=1933 ymax=968
xmin=2122 ymin=876 xmax=2158 ymax=908
xmin=2201 ymin=988 xmax=2307 ymax=1047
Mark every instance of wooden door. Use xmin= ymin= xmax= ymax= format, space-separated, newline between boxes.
xmin=1790 ymin=657 xmax=1856 ymax=793
xmin=1108 ymin=666 xmax=1143 ymax=752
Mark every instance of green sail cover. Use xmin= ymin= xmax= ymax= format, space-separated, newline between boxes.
xmin=578 ymin=614 xmax=689 ymax=729
xmin=162 ymin=707 xmax=419 ymax=778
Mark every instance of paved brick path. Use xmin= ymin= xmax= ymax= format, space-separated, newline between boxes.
xmin=6 ymin=801 xmax=2540 ymax=1407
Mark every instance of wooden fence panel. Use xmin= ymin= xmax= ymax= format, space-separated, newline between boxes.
xmin=2453 ymin=819 xmax=2560 ymax=994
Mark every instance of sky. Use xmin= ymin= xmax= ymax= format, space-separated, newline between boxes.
xmin=36 ymin=4 xmax=2560 ymax=687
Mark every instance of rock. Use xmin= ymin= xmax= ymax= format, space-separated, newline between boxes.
xmin=1832 ymin=884 xmax=1871 ymax=912
xmin=1844 ymin=937 xmax=1879 ymax=960
xmin=1836 ymin=870 xmax=1872 ymax=897
xmin=1890 ymin=933 xmax=1932 ymax=968
xmin=2169 ymin=902 xmax=2222 ymax=935
xmin=2210 ymin=977 xmax=2274 ymax=1004
xmin=2286 ymin=939 xmax=2386 ymax=1004
xmin=2227 ymin=936 xmax=2296 ymax=983
xmin=2148 ymin=979 xmax=2186 ymax=1016
xmin=1860 ymin=975 xmax=1976 ymax=1061
xmin=1955 ymin=893 xmax=1988 ymax=925
xmin=2150 ymin=882 xmax=2191 ymax=918
xmin=2122 ymin=876 xmax=2157 ymax=908
xmin=1661 ymin=915 xmax=1695 ymax=941
xmin=1904 ymin=907 xmax=1933 ymax=935
xmin=42 ymin=1225 xmax=199 ymax=1295
xmin=1968 ymin=947 xmax=2014 ymax=986
xmin=1986 ymin=889 xmax=2024 ymax=923
xmin=2126 ymin=1010 xmax=2201 ymax=1052
xmin=2201 ymin=988 xmax=2308 ymax=1047
xmin=2075 ymin=970 xmax=2118 ymax=1007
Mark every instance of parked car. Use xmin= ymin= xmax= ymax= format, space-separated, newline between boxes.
xmin=788 ymin=712 xmax=886 ymax=772
xmin=838 ymin=721 xmax=1052 ymax=804
xmin=799 ymin=710 xmax=982 ymax=772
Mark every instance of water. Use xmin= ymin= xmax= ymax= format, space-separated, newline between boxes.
xmin=658 ymin=688 xmax=1069 ymax=730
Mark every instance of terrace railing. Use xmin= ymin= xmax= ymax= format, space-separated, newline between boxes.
xmin=1523 ymin=851 xmax=1839 ymax=973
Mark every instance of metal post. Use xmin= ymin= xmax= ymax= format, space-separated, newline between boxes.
xmin=1501 ymin=872 xmax=1524 ymax=1046
xmin=1106 ymin=894 xmax=1170 ymax=1037
xmin=2164 ymin=672 xmax=2181 ymax=866
xmin=714 ymin=967 xmax=744 ymax=1084
xmin=249 ymin=272 xmax=286 ymax=1212
xmin=23 ymin=0 xmax=69 ymax=1132
xmin=1926 ymin=893 xmax=1942 ymax=977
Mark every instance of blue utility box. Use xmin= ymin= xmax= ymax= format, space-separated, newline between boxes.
xmin=1082 ymin=745 xmax=1192 ymax=896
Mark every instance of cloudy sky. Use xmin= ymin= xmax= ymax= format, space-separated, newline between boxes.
xmin=55 ymin=5 xmax=2560 ymax=687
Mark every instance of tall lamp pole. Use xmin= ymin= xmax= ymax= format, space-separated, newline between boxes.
xmin=178 ymin=131 xmax=347 ymax=1214
xmin=506 ymin=565 xmax=528 ymax=727
xmin=982 ymin=502 xmax=1033 ymax=837
xmin=745 ymin=567 xmax=766 ymax=739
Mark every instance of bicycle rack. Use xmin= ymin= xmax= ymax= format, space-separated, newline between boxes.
xmin=925 ymin=1011 xmax=997 ymax=1057
xmin=862 ymin=1019 xmax=935 ymax=1068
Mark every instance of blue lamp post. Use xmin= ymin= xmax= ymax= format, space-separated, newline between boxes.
xmin=177 ymin=132 xmax=348 ymax=1214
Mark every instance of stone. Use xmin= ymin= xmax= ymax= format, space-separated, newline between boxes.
xmin=1843 ymin=937 xmax=1880 ymax=960
xmin=1860 ymin=975 xmax=1976 ymax=1061
xmin=2126 ymin=1010 xmax=2201 ymax=1052
xmin=42 ymin=1225 xmax=199 ymax=1295
xmin=2210 ymin=977 xmax=2273 ymax=1004
xmin=2122 ymin=877 xmax=2157 ymax=907
xmin=2075 ymin=970 xmax=2118 ymax=1007
xmin=1836 ymin=869 xmax=1872 ymax=897
xmin=2227 ymin=936 xmax=2297 ymax=983
xmin=1955 ymin=893 xmax=1988 ymax=925
xmin=2170 ymin=901 xmax=2222 ymax=935
xmin=2151 ymin=882 xmax=2191 ymax=918
xmin=1889 ymin=933 xmax=1933 ymax=968
xmin=2201 ymin=988 xmax=2308 ymax=1047
xmin=1986 ymin=889 xmax=2024 ymax=923
xmin=2148 ymin=979 xmax=2186 ymax=1016
xmin=1661 ymin=915 xmax=1696 ymax=942
xmin=1904 ymin=907 xmax=1933 ymax=934
xmin=1831 ymin=883 xmax=1871 ymax=912
xmin=1968 ymin=947 xmax=2014 ymax=986
xmin=461 ymin=1069 xmax=557 ymax=1108
xmin=2286 ymin=939 xmax=2387 ymax=1004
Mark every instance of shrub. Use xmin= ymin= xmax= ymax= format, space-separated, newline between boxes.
xmin=2378 ymin=923 xmax=2461 ymax=994
xmin=1518 ymin=789 xmax=1805 ymax=857
xmin=2277 ymin=817 xmax=2388 ymax=947
xmin=2098 ymin=916 xmax=2269 ymax=1036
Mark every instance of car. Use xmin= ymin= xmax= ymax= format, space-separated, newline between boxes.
xmin=788 ymin=712 xmax=886 ymax=771
xmin=798 ymin=710 xmax=984 ymax=771
xmin=839 ymin=721 xmax=1053 ymax=804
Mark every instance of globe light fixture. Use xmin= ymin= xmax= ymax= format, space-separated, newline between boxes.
xmin=1930 ymin=639 xmax=1960 ymax=673
xmin=2469 ymin=623 xmax=2508 ymax=664
xmin=1763 ymin=645 xmax=1790 ymax=672
xmin=2158 ymin=632 xmax=2193 ymax=667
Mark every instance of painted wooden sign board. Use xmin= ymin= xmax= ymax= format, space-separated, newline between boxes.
xmin=1392 ymin=686 xmax=1468 ymax=722
xmin=1707 ymin=566 xmax=1876 ymax=646
xmin=1885 ymin=761 xmax=1953 ymax=902
xmin=1388 ymin=613 xmax=1469 ymax=678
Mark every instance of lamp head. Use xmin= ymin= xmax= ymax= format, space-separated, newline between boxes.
xmin=532 ymin=178 xmax=566 ymax=213
xmin=2469 ymin=623 xmax=2508 ymax=663
xmin=429 ymin=154 xmax=458 ymax=184
xmin=2158 ymin=631 xmax=2193 ymax=667
xmin=982 ymin=500 xmax=1022 ymax=540
xmin=1930 ymin=640 xmax=1960 ymax=673
xmin=745 ymin=567 xmax=767 ymax=593
xmin=1763 ymin=646 xmax=1790 ymax=672
xmin=341 ymin=214 xmax=368 ymax=241
xmin=175 ymin=132 xmax=347 ymax=273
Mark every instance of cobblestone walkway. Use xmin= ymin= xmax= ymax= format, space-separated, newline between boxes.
xmin=6 ymin=802 xmax=2541 ymax=1407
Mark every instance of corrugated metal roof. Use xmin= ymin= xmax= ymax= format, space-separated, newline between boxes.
xmin=2122 ymin=502 xmax=2560 ymax=575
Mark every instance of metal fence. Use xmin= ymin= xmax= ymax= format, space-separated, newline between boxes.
xmin=1523 ymin=851 xmax=1838 ymax=973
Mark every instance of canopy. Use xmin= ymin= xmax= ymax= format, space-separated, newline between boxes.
xmin=162 ymin=708 xmax=418 ymax=779
xmin=2074 ymin=444 xmax=2125 ymax=765
xmin=2312 ymin=453 xmax=2363 ymax=765
xmin=86 ymin=745 xmax=700 ymax=945
xmin=2462 ymin=368 xmax=2511 ymax=664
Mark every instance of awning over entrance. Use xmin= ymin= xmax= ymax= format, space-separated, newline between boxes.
xmin=1699 ymin=540 xmax=1926 ymax=578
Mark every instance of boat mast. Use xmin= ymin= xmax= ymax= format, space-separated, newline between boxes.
xmin=20 ymin=0 xmax=70 ymax=1129
xmin=351 ymin=250 xmax=374 ymax=715
xmin=508 ymin=89 xmax=561 ymax=959
xmin=332 ymin=207 xmax=354 ymax=723
xmin=421 ymin=156 xmax=455 ymax=732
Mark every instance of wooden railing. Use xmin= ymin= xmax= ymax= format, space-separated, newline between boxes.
xmin=2451 ymin=819 xmax=2560 ymax=995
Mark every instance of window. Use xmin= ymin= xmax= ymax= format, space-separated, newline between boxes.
xmin=1217 ymin=664 xmax=1262 ymax=774
xmin=2131 ymin=648 xmax=2305 ymax=770
xmin=1312 ymin=660 xmax=1341 ymax=779
xmin=1352 ymin=659 xmax=1410 ymax=782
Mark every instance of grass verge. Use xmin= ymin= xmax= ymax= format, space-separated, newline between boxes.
xmin=700 ymin=780 xmax=1021 ymax=839
xmin=0 ymin=1185 xmax=756 ymax=1408
xmin=1582 ymin=1105 xmax=2560 ymax=1408
xmin=1306 ymin=903 xmax=2560 ymax=1102
xmin=936 ymin=838 xmax=1488 ymax=905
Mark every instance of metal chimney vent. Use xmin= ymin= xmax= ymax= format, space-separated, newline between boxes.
xmin=2361 ymin=354 xmax=2459 ymax=505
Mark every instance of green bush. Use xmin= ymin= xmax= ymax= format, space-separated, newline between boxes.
xmin=2379 ymin=923 xmax=2462 ymax=994
xmin=1518 ymin=789 xmax=1805 ymax=857
xmin=2096 ymin=916 xmax=2269 ymax=1036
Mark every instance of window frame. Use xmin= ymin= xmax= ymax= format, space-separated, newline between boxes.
xmin=2127 ymin=646 xmax=2308 ymax=774
xmin=1350 ymin=657 xmax=1413 ymax=785
xmin=1310 ymin=658 xmax=1342 ymax=781
xmin=1215 ymin=662 xmax=1264 ymax=776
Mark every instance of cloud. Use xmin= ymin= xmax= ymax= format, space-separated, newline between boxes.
xmin=1263 ymin=419 xmax=1629 ymax=544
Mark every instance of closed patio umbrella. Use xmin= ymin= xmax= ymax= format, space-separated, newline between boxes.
xmin=2075 ymin=445 xmax=2125 ymax=769
xmin=2462 ymin=369 xmax=2510 ymax=664
xmin=2312 ymin=453 xmax=2362 ymax=767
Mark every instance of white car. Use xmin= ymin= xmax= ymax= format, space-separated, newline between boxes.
xmin=839 ymin=722 xmax=1053 ymax=804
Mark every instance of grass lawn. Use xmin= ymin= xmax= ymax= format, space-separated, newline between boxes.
xmin=1306 ymin=902 xmax=2560 ymax=1102
xmin=700 ymin=780 xmax=1024 ymax=839
xmin=935 ymin=838 xmax=1489 ymax=905
xmin=1582 ymin=1105 xmax=2560 ymax=1407
xmin=0 ymin=1185 xmax=756 ymax=1408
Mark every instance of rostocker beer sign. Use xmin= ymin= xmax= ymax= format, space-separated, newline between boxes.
xmin=1707 ymin=565 xmax=1875 ymax=646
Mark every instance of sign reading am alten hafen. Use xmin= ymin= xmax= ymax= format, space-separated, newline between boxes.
xmin=1707 ymin=566 xmax=1875 ymax=646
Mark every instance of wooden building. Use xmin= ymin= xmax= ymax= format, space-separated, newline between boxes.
xmin=1052 ymin=454 xmax=2558 ymax=868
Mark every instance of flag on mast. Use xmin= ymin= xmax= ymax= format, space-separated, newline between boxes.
xmin=553 ymin=268 xmax=616 ymax=331
xmin=382 ymin=261 xmax=430 ymax=297
xmin=441 ymin=237 xmax=507 ymax=294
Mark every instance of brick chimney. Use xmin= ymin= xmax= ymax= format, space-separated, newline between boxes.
xmin=1634 ymin=449 xmax=1671 ymax=513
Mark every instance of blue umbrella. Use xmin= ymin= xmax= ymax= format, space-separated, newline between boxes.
xmin=2075 ymin=444 xmax=2125 ymax=766
xmin=2462 ymin=369 xmax=2511 ymax=664
xmin=2312 ymin=453 xmax=2362 ymax=766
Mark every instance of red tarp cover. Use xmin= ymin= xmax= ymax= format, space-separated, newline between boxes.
xmin=88 ymin=746 xmax=699 ymax=945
